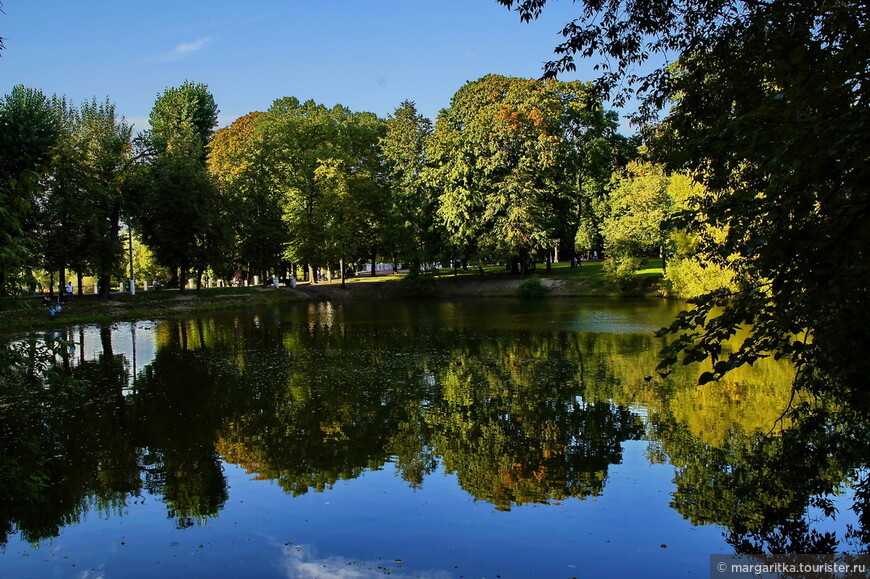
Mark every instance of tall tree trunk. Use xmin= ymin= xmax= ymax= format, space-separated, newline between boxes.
xmin=168 ymin=267 xmax=179 ymax=289
xmin=98 ymin=273 xmax=111 ymax=298
xmin=59 ymin=267 xmax=67 ymax=298
xmin=370 ymin=249 xmax=377 ymax=277
xmin=308 ymin=263 xmax=316 ymax=284
xmin=77 ymin=270 xmax=83 ymax=296
xmin=545 ymin=251 xmax=552 ymax=273
xmin=340 ymin=257 xmax=346 ymax=289
xmin=49 ymin=271 xmax=55 ymax=299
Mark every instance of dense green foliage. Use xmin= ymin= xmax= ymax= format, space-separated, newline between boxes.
xmin=0 ymin=86 xmax=62 ymax=296
xmin=601 ymin=162 xmax=673 ymax=286
xmin=130 ymin=81 xmax=224 ymax=291
xmin=0 ymin=75 xmax=648 ymax=303
xmin=380 ymin=100 xmax=439 ymax=275
xmin=427 ymin=74 xmax=629 ymax=273
xmin=207 ymin=112 xmax=287 ymax=281
xmin=501 ymin=0 xmax=870 ymax=395
xmin=516 ymin=274 xmax=549 ymax=299
xmin=0 ymin=87 xmax=133 ymax=299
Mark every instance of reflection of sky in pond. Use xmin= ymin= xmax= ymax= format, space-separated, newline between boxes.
xmin=55 ymin=322 xmax=158 ymax=392
xmin=551 ymin=309 xmax=668 ymax=334
xmin=1 ymin=457 xmax=731 ymax=577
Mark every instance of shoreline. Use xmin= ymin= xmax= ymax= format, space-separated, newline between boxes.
xmin=0 ymin=269 xmax=666 ymax=334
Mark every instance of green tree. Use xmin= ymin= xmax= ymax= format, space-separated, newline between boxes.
xmin=0 ymin=172 xmax=38 ymax=298
xmin=148 ymin=80 xmax=218 ymax=160
xmin=73 ymin=98 xmax=133 ymax=298
xmin=132 ymin=82 xmax=225 ymax=290
xmin=129 ymin=232 xmax=162 ymax=283
xmin=601 ymin=161 xmax=674 ymax=284
xmin=258 ymin=98 xmax=386 ymax=282
xmin=427 ymin=74 xmax=624 ymax=274
xmin=314 ymin=158 xmax=356 ymax=287
xmin=342 ymin=111 xmax=391 ymax=278
xmin=599 ymin=161 xmax=739 ymax=293
xmin=258 ymin=98 xmax=339 ymax=281
xmin=663 ymin=173 xmax=737 ymax=299
xmin=380 ymin=100 xmax=439 ymax=276
xmin=1 ymin=90 xmax=132 ymax=299
xmin=208 ymin=112 xmax=288 ymax=281
xmin=0 ymin=86 xmax=63 ymax=296
xmin=133 ymin=147 xmax=224 ymax=289
xmin=37 ymin=105 xmax=89 ymax=295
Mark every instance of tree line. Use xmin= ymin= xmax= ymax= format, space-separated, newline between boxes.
xmin=2 ymin=75 xmax=712 ymax=297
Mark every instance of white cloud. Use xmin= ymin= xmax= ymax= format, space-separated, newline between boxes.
xmin=125 ymin=116 xmax=150 ymax=132
xmin=156 ymin=37 xmax=213 ymax=62
xmin=275 ymin=542 xmax=454 ymax=579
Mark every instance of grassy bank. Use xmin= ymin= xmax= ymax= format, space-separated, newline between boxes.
xmin=316 ymin=259 xmax=665 ymax=298
xmin=0 ymin=286 xmax=306 ymax=335
xmin=1 ymin=259 xmax=665 ymax=332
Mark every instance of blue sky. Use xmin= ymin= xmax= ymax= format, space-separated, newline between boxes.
xmin=2 ymin=0 xmax=634 ymax=133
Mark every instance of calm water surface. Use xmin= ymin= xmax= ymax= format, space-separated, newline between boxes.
xmin=1 ymin=298 xmax=866 ymax=578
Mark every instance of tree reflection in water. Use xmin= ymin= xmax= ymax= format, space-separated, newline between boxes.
xmin=0 ymin=300 xmax=867 ymax=553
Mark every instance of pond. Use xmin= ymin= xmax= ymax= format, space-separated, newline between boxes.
xmin=1 ymin=298 xmax=867 ymax=578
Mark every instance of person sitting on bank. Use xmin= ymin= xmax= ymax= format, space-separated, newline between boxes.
xmin=48 ymin=305 xmax=57 ymax=320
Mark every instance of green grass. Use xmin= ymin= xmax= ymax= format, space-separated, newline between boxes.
xmin=430 ymin=258 xmax=665 ymax=296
